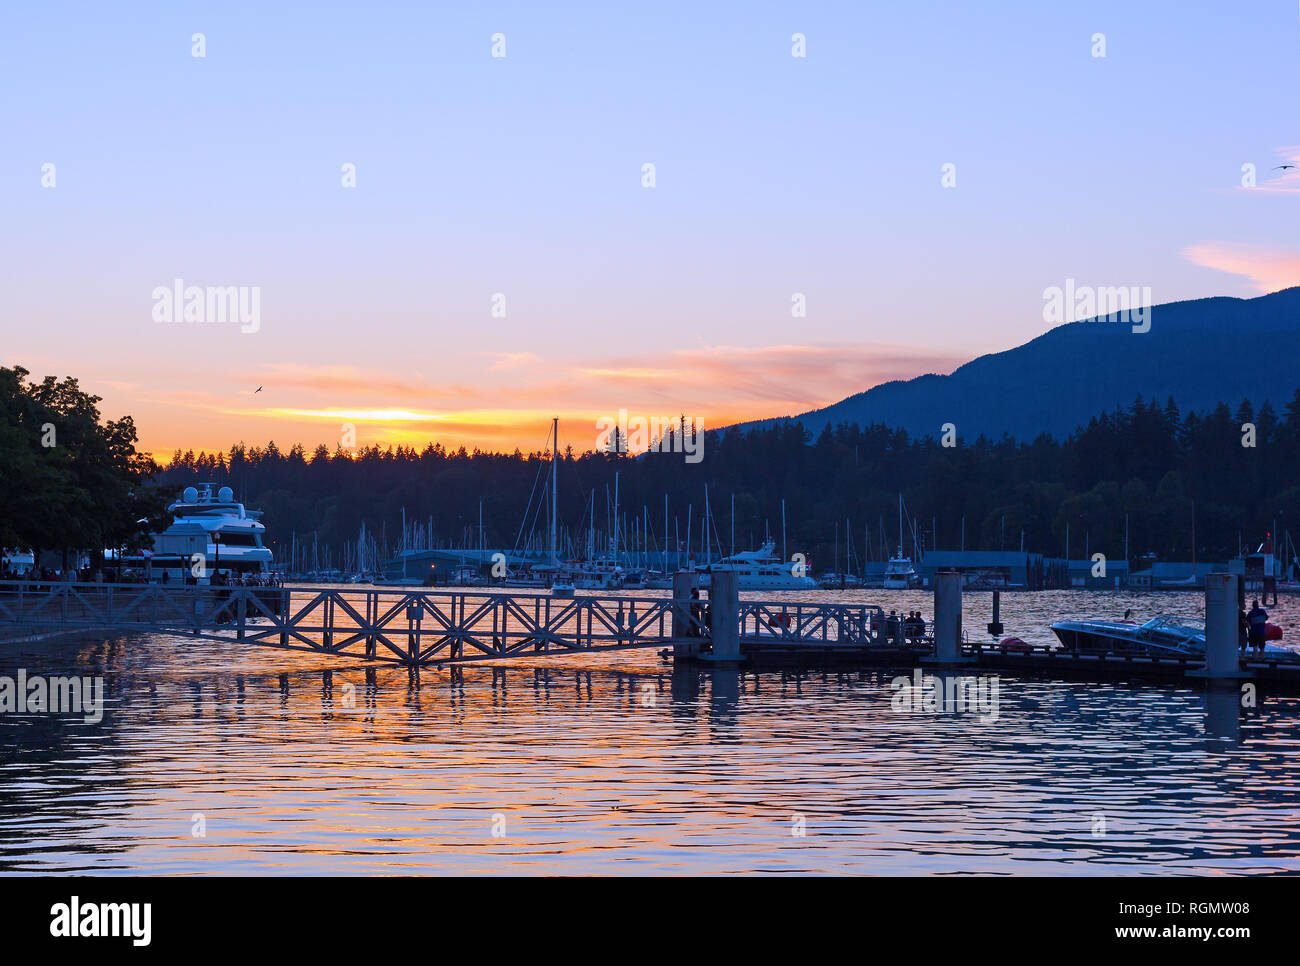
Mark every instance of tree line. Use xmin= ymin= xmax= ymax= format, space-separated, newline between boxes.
xmin=153 ymin=392 xmax=1300 ymax=572
xmin=0 ymin=366 xmax=167 ymax=570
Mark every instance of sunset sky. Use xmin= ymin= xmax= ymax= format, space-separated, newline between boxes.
xmin=3 ymin=1 xmax=1298 ymax=460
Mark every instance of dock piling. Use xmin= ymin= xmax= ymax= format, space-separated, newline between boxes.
xmin=672 ymin=571 xmax=701 ymax=659
xmin=923 ymin=569 xmax=970 ymax=665
xmin=1190 ymin=573 xmax=1251 ymax=681
xmin=705 ymin=570 xmax=741 ymax=664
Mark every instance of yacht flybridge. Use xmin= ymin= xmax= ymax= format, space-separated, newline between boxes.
xmin=133 ymin=483 xmax=274 ymax=581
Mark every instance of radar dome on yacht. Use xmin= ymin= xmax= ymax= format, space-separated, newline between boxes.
xmin=183 ymin=486 xmax=198 ymax=503
xmin=218 ymin=486 xmax=234 ymax=503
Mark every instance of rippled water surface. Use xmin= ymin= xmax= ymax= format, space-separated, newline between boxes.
xmin=2 ymin=588 xmax=1300 ymax=874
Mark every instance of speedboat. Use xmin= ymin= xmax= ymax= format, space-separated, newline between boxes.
xmin=1050 ymin=615 xmax=1289 ymax=658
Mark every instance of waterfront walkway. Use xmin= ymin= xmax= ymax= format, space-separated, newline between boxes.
xmin=0 ymin=577 xmax=891 ymax=667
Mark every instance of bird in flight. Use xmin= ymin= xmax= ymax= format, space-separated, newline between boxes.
xmin=254 ymin=386 xmax=263 ymax=393
xmin=1274 ymin=164 xmax=1296 ymax=171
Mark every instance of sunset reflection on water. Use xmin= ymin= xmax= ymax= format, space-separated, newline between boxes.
xmin=2 ymin=589 xmax=1299 ymax=875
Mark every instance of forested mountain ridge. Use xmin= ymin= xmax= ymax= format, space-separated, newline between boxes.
xmin=733 ymin=287 xmax=1300 ymax=443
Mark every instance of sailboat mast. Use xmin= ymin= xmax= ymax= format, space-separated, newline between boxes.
xmin=704 ymin=484 xmax=710 ymax=563
xmin=781 ymin=499 xmax=787 ymax=564
xmin=898 ymin=493 xmax=903 ymax=556
xmin=550 ymin=417 xmax=558 ymax=566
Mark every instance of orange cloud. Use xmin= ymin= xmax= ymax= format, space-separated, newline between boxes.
xmin=579 ymin=343 xmax=966 ymax=405
xmin=1183 ymin=242 xmax=1300 ymax=294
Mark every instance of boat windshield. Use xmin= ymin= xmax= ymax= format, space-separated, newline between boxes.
xmin=1140 ymin=615 xmax=1205 ymax=636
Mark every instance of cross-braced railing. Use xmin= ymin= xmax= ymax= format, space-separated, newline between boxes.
xmin=242 ymin=587 xmax=713 ymax=664
xmin=739 ymin=600 xmax=894 ymax=647
xmin=0 ymin=580 xmax=906 ymax=665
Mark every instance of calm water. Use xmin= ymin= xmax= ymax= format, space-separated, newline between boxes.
xmin=2 ymin=588 xmax=1300 ymax=875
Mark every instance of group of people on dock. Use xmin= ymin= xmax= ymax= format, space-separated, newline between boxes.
xmin=1240 ymin=598 xmax=1270 ymax=654
xmin=883 ymin=610 xmax=927 ymax=644
xmin=0 ymin=561 xmax=285 ymax=588
xmin=168 ymin=569 xmax=283 ymax=588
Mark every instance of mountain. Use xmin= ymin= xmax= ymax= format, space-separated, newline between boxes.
xmin=736 ymin=287 xmax=1300 ymax=441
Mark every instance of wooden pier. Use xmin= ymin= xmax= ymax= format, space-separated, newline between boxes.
xmin=0 ymin=576 xmax=890 ymax=667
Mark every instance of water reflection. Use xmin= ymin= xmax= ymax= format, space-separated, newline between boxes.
xmin=0 ymin=599 xmax=1298 ymax=874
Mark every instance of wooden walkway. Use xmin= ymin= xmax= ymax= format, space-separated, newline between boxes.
xmin=0 ymin=580 xmax=891 ymax=667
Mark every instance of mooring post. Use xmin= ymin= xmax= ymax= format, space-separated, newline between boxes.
xmin=923 ymin=569 xmax=969 ymax=665
xmin=672 ymin=571 xmax=700 ymax=659
xmin=703 ymin=569 xmax=742 ymax=664
xmin=406 ymin=602 xmax=421 ymax=665
xmin=236 ymin=588 xmax=246 ymax=640
xmin=988 ymin=589 xmax=1003 ymax=637
xmin=1190 ymin=572 xmax=1250 ymax=681
xmin=365 ymin=592 xmax=376 ymax=659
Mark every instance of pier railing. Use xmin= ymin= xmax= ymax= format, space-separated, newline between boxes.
xmin=0 ymin=580 xmax=897 ymax=665
xmin=739 ymin=600 xmax=893 ymax=647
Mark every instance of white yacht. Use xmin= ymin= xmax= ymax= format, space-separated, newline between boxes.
xmin=882 ymin=494 xmax=919 ymax=589
xmin=137 ymin=484 xmax=274 ymax=581
xmin=882 ymin=548 xmax=917 ymax=589
xmin=699 ymin=540 xmax=818 ymax=591
xmin=571 ymin=557 xmax=625 ymax=589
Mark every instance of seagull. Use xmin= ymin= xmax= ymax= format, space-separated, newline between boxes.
xmin=1274 ymin=164 xmax=1296 ymax=171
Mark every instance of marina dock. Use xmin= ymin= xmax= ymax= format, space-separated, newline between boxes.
xmin=1 ymin=570 xmax=1297 ymax=688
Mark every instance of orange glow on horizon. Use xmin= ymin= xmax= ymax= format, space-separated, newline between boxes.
xmin=31 ymin=341 xmax=972 ymax=464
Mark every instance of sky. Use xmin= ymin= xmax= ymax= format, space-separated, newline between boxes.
xmin=2 ymin=0 xmax=1298 ymax=460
